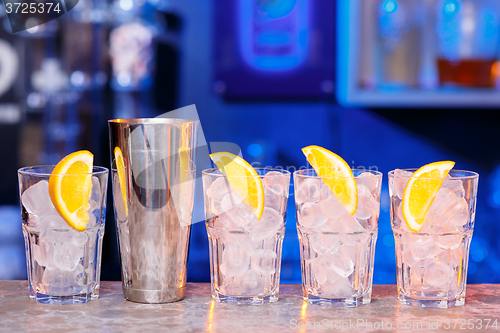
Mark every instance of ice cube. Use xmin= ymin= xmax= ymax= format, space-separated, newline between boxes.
xmin=34 ymin=239 xmax=55 ymax=270
xmin=426 ymin=188 xmax=467 ymax=228
xmin=325 ymin=247 xmax=354 ymax=278
xmin=221 ymin=195 xmax=257 ymax=228
xmin=319 ymin=184 xmax=333 ymax=201
xmin=442 ymin=175 xmax=465 ymax=198
xmin=53 ymin=235 xmax=84 ymax=271
xmin=298 ymin=202 xmax=328 ymax=228
xmin=354 ymin=185 xmax=376 ymax=220
xmin=295 ymin=178 xmax=321 ymax=204
xmin=319 ymin=276 xmax=353 ymax=298
xmin=251 ymin=249 xmax=277 ymax=275
xmin=262 ymin=171 xmax=288 ymax=196
xmin=39 ymin=214 xmax=71 ymax=232
xmin=206 ymin=177 xmax=231 ymax=202
xmin=438 ymin=248 xmax=462 ymax=270
xmin=264 ymin=190 xmax=282 ymax=214
xmin=393 ymin=169 xmax=412 ymax=199
xmin=86 ymin=213 xmax=98 ymax=229
xmin=433 ymin=228 xmax=463 ymax=250
xmin=221 ymin=230 xmax=259 ymax=255
xmin=240 ymin=270 xmax=264 ymax=295
xmin=356 ymin=172 xmax=380 ymax=194
xmin=325 ymin=213 xmax=364 ymax=233
xmin=211 ymin=200 xmax=223 ymax=216
xmin=409 ymin=260 xmax=425 ymax=291
xmin=309 ymin=233 xmax=340 ymax=255
xmin=310 ymin=257 xmax=329 ymax=285
xmin=395 ymin=201 xmax=406 ymax=230
xmin=319 ymin=193 xmax=347 ymax=220
xmin=42 ymin=268 xmax=66 ymax=291
xmin=214 ymin=213 xmax=244 ymax=232
xmin=450 ymin=202 xmax=469 ymax=229
xmin=21 ymin=180 xmax=57 ymax=216
xmin=90 ymin=176 xmax=101 ymax=206
xmin=410 ymin=236 xmax=438 ymax=261
xmin=71 ymin=264 xmax=86 ymax=288
xmin=220 ymin=243 xmax=250 ymax=278
xmin=248 ymin=207 xmax=283 ymax=241
xmin=72 ymin=231 xmax=88 ymax=246
xmin=424 ymin=258 xmax=451 ymax=288
xmin=42 ymin=264 xmax=86 ymax=294
xmin=220 ymin=192 xmax=244 ymax=213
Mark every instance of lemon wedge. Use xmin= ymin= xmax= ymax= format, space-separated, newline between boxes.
xmin=209 ymin=152 xmax=265 ymax=220
xmin=402 ymin=161 xmax=455 ymax=232
xmin=48 ymin=150 xmax=94 ymax=231
xmin=114 ymin=147 xmax=128 ymax=215
xmin=301 ymin=145 xmax=357 ymax=215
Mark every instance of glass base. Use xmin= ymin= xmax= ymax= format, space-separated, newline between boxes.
xmin=213 ymin=291 xmax=278 ymax=305
xmin=34 ymin=291 xmax=95 ymax=304
xmin=305 ymin=293 xmax=371 ymax=307
xmin=399 ymin=291 xmax=465 ymax=308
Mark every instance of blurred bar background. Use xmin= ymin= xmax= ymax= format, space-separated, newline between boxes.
xmin=0 ymin=0 xmax=499 ymax=285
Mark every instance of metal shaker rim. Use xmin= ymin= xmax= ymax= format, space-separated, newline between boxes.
xmin=108 ymin=118 xmax=199 ymax=125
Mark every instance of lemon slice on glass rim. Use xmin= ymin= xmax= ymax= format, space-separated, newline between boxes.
xmin=301 ymin=145 xmax=357 ymax=215
xmin=48 ymin=150 xmax=94 ymax=231
xmin=209 ymin=152 xmax=265 ymax=220
xmin=402 ymin=161 xmax=455 ymax=232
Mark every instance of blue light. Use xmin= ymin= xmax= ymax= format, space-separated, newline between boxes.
xmin=257 ymin=33 xmax=291 ymax=45
xmin=256 ymin=0 xmax=296 ymax=19
xmin=247 ymin=143 xmax=264 ymax=157
xmin=443 ymin=0 xmax=460 ymax=15
xmin=240 ymin=0 xmax=309 ymax=71
xmin=382 ymin=0 xmax=398 ymax=14
xmin=468 ymin=261 xmax=477 ymax=275
xmin=382 ymin=234 xmax=394 ymax=247
xmin=471 ymin=247 xmax=487 ymax=262
xmin=493 ymin=191 xmax=500 ymax=206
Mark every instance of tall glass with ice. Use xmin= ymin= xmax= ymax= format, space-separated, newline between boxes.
xmin=203 ymin=167 xmax=290 ymax=304
xmin=18 ymin=165 xmax=108 ymax=304
xmin=389 ymin=168 xmax=479 ymax=308
xmin=294 ymin=169 xmax=382 ymax=307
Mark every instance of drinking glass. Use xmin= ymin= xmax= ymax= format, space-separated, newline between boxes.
xmin=294 ymin=169 xmax=382 ymax=307
xmin=389 ymin=169 xmax=479 ymax=308
xmin=203 ymin=168 xmax=290 ymax=304
xmin=18 ymin=165 xmax=108 ymax=304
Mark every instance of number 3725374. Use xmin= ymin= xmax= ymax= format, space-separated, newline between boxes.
xmin=443 ymin=319 xmax=498 ymax=330
xmin=5 ymin=2 xmax=61 ymax=14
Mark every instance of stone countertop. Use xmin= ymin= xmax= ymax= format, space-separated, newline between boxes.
xmin=0 ymin=282 xmax=499 ymax=332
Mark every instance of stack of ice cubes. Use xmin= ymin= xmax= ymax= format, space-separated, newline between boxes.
xmin=22 ymin=179 xmax=101 ymax=294
xmin=295 ymin=172 xmax=380 ymax=299
xmin=205 ymin=172 xmax=288 ymax=296
xmin=391 ymin=170 xmax=470 ymax=295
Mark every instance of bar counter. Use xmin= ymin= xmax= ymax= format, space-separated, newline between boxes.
xmin=1 ymin=281 xmax=499 ymax=332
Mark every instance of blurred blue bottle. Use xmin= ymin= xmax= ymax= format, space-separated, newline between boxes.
xmin=240 ymin=0 xmax=309 ymax=71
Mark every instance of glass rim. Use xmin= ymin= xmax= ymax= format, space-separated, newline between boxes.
xmin=293 ymin=168 xmax=383 ymax=179
xmin=18 ymin=165 xmax=109 ymax=177
xmin=388 ymin=168 xmax=479 ymax=180
xmin=202 ymin=167 xmax=291 ymax=177
xmin=108 ymin=118 xmax=199 ymax=125
xmin=394 ymin=229 xmax=472 ymax=236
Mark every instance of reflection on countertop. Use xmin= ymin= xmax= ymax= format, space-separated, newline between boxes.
xmin=0 ymin=281 xmax=499 ymax=332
